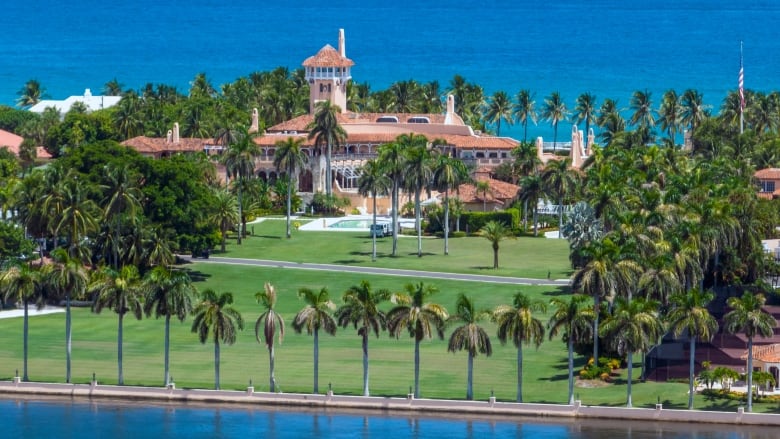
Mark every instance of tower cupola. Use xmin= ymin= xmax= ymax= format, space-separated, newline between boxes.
xmin=303 ymin=29 xmax=354 ymax=114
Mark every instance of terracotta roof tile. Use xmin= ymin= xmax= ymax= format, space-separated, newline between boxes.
xmin=0 ymin=129 xmax=24 ymax=155
xmin=302 ymin=45 xmax=355 ymax=68
xmin=755 ymin=168 xmax=780 ymax=179
xmin=122 ymin=136 xmax=210 ymax=154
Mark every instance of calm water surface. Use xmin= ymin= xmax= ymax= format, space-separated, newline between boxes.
xmin=3 ymin=397 xmax=777 ymax=439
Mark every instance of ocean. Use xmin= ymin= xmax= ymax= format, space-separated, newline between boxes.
xmin=1 ymin=1 xmax=778 ymax=140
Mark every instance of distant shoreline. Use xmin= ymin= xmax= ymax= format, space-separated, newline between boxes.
xmin=2 ymin=380 xmax=779 ymax=427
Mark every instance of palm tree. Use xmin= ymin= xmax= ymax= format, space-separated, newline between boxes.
xmin=335 ymin=280 xmax=391 ymax=396
xmin=143 ymin=266 xmax=197 ymax=386
xmin=0 ymin=263 xmax=46 ymax=381
xmin=307 ymin=100 xmax=347 ymax=197
xmin=221 ymin=127 xmax=260 ymax=244
xmin=572 ymin=237 xmax=642 ymax=366
xmin=493 ymin=291 xmax=546 ymax=402
xmin=191 ymin=289 xmax=244 ymax=390
xmin=600 ymin=297 xmax=663 ymax=408
xmin=403 ymin=137 xmax=433 ymax=257
xmin=680 ymin=89 xmax=708 ymax=134
xmin=102 ymin=164 xmax=143 ymax=269
xmin=357 ymin=159 xmax=391 ymax=262
xmin=723 ymin=292 xmax=777 ymax=412
xmin=542 ymin=92 xmax=569 ymax=152
xmin=255 ymin=282 xmax=285 ymax=392
xmin=574 ymin=93 xmax=598 ymax=148
xmin=479 ymin=220 xmax=513 ymax=269
xmin=44 ymin=249 xmax=88 ymax=383
xmin=431 ymin=154 xmax=469 ymax=255
xmin=377 ymin=134 xmax=413 ymax=256
xmin=210 ymin=188 xmax=239 ymax=253
xmin=273 ymin=137 xmax=308 ymax=239
xmin=547 ymin=294 xmax=594 ymax=404
xmin=484 ymin=91 xmax=513 ymax=136
xmin=513 ymin=89 xmax=537 ymax=142
xmin=629 ymin=89 xmax=656 ymax=129
xmin=667 ymin=288 xmax=719 ymax=410
xmin=475 ymin=180 xmax=492 ymax=212
xmin=16 ymin=79 xmax=46 ymax=108
xmin=293 ymin=287 xmax=338 ymax=394
xmin=90 ymin=265 xmax=144 ymax=385
xmin=541 ymin=158 xmax=578 ymax=236
xmin=387 ymin=282 xmax=448 ymax=398
xmin=46 ymin=171 xmax=99 ymax=262
xmin=447 ymin=294 xmax=492 ymax=400
xmin=658 ymin=90 xmax=681 ymax=144
xmin=518 ymin=173 xmax=544 ymax=236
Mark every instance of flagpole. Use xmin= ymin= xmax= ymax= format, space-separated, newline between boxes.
xmin=739 ymin=41 xmax=744 ymax=134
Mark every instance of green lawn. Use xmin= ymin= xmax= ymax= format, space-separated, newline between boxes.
xmin=222 ymin=219 xmax=573 ymax=280
xmin=1 ymin=262 xmax=776 ymax=412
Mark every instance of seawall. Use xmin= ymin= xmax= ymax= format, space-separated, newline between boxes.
xmin=1 ymin=379 xmax=778 ymax=426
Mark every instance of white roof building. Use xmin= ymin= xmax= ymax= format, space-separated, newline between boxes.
xmin=28 ymin=88 xmax=121 ymax=115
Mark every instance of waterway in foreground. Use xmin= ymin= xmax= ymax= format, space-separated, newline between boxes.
xmin=2 ymin=396 xmax=777 ymax=439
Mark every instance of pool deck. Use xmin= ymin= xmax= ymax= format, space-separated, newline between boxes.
xmin=1 ymin=380 xmax=779 ymax=426
xmin=298 ymin=215 xmax=415 ymax=232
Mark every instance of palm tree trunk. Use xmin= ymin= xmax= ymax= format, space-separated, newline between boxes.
xmin=523 ymin=199 xmax=528 ymax=231
xmin=553 ymin=124 xmax=558 ymax=153
xmin=493 ymin=245 xmax=499 ymax=269
xmin=414 ymin=338 xmax=421 ymax=398
xmin=326 ymin=142 xmax=332 ymax=197
xmin=747 ymin=336 xmax=754 ymax=412
xmin=23 ymin=299 xmax=29 ymax=382
xmin=215 ymin=340 xmax=221 ymax=390
xmin=593 ymin=294 xmax=600 ymax=367
xmin=362 ymin=332 xmax=370 ymax=396
xmin=533 ymin=205 xmax=539 ymax=237
xmin=237 ymin=185 xmax=243 ymax=245
xmin=391 ymin=182 xmax=399 ymax=257
xmin=313 ymin=328 xmax=320 ymax=394
xmin=66 ymin=293 xmax=71 ymax=383
xmin=285 ymin=181 xmax=292 ymax=239
xmin=627 ymin=351 xmax=634 ymax=408
xmin=371 ymin=195 xmax=377 ymax=262
xmin=443 ymin=190 xmax=450 ymax=255
xmin=415 ymin=189 xmax=422 ymax=257
xmin=517 ymin=345 xmax=524 ymax=403
xmin=118 ymin=313 xmax=124 ymax=385
xmin=558 ymin=196 xmax=564 ymax=239
xmin=567 ymin=338 xmax=574 ymax=405
xmin=688 ymin=336 xmax=696 ymax=409
xmin=164 ymin=314 xmax=171 ymax=386
xmin=523 ymin=121 xmax=528 ymax=143
xmin=467 ymin=352 xmax=474 ymax=400
xmin=269 ymin=346 xmax=276 ymax=392
xmin=220 ymin=224 xmax=227 ymax=252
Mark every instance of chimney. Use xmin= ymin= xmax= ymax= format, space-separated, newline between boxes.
xmin=444 ymin=94 xmax=455 ymax=124
xmin=166 ymin=130 xmax=173 ymax=143
xmin=338 ymin=29 xmax=346 ymax=57
xmin=249 ymin=108 xmax=259 ymax=133
xmin=173 ymin=122 xmax=180 ymax=144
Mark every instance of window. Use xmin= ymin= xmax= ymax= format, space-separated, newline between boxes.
xmin=761 ymin=180 xmax=776 ymax=192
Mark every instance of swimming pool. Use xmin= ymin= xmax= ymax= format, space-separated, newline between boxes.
xmin=328 ymin=219 xmax=374 ymax=229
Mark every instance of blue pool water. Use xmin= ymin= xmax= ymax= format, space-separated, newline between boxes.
xmin=328 ymin=219 xmax=375 ymax=229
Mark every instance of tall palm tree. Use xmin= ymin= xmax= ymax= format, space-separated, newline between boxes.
xmin=629 ymin=89 xmax=656 ymax=129
xmin=658 ymin=90 xmax=681 ymax=144
xmin=210 ymin=188 xmax=239 ymax=253
xmin=723 ymin=292 xmax=777 ymax=412
xmin=431 ymin=154 xmax=469 ymax=255
xmin=541 ymin=158 xmax=578 ymax=236
xmin=387 ymin=282 xmax=448 ymax=398
xmin=513 ymin=89 xmax=537 ymax=143
xmin=493 ymin=291 xmax=546 ymax=402
xmin=667 ymin=288 xmax=719 ymax=410
xmin=273 ymin=137 xmax=308 ymax=239
xmin=255 ymin=282 xmax=285 ymax=392
xmin=221 ymin=127 xmax=260 ymax=244
xmin=307 ymin=100 xmax=347 ymax=197
xmin=447 ymin=294 xmax=492 ymax=400
xmin=574 ymin=93 xmax=598 ymax=148
xmin=518 ymin=173 xmax=544 ymax=236
xmin=16 ymin=79 xmax=47 ymax=108
xmin=0 ymin=263 xmax=46 ymax=382
xmin=475 ymin=180 xmax=492 ymax=212
xmin=191 ymin=289 xmax=244 ymax=390
xmin=680 ymin=89 xmax=708 ymax=134
xmin=45 ymin=170 xmax=99 ymax=262
xmin=572 ymin=237 xmax=642 ymax=366
xmin=542 ymin=92 xmax=569 ymax=152
xmin=102 ymin=164 xmax=143 ymax=269
xmin=335 ymin=280 xmax=391 ymax=396
xmin=143 ymin=266 xmax=197 ymax=386
xmin=484 ymin=91 xmax=513 ymax=136
xmin=548 ymin=294 xmax=594 ymax=404
xmin=44 ymin=249 xmax=88 ymax=383
xmin=403 ymin=137 xmax=433 ymax=257
xmin=90 ymin=265 xmax=144 ymax=385
xmin=600 ymin=297 xmax=663 ymax=408
xmin=357 ymin=159 xmax=391 ymax=262
xmin=479 ymin=220 xmax=512 ymax=269
xmin=293 ymin=287 xmax=337 ymax=394
xmin=377 ymin=134 xmax=418 ymax=256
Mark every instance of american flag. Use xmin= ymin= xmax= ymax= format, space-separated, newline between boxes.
xmin=739 ymin=46 xmax=745 ymax=110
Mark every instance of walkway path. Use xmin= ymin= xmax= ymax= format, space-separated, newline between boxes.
xmin=179 ymin=255 xmax=571 ymax=287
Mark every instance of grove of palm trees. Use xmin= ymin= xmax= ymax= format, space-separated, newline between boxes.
xmin=2 ymin=68 xmax=780 ymax=412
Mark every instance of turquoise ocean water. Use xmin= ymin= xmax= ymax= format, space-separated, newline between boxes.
xmin=1 ymin=1 xmax=779 ymax=139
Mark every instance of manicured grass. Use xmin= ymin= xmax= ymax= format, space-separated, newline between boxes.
xmin=223 ymin=219 xmax=573 ymax=280
xmin=1 ymin=262 xmax=776 ymax=412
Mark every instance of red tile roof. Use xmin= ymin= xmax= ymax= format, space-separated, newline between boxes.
xmin=755 ymin=168 xmax=780 ymax=180
xmin=302 ymin=44 xmax=355 ymax=68
xmin=450 ymin=176 xmax=520 ymax=205
xmin=0 ymin=129 xmax=24 ymax=155
xmin=122 ymin=136 xmax=210 ymax=155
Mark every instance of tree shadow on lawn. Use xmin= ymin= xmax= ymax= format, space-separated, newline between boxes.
xmin=543 ymin=286 xmax=573 ymax=297
xmin=254 ymin=235 xmax=282 ymax=240
xmin=183 ymin=269 xmax=212 ymax=282
xmin=468 ymin=266 xmax=499 ymax=271
xmin=333 ymin=259 xmax=366 ymax=264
